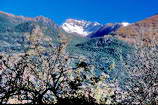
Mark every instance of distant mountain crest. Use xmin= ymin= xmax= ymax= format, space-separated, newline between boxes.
xmin=0 ymin=11 xmax=35 ymax=21
xmin=0 ymin=11 xmax=53 ymax=24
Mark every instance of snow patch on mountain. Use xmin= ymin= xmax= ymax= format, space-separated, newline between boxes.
xmin=121 ymin=22 xmax=130 ymax=27
xmin=62 ymin=19 xmax=103 ymax=36
xmin=62 ymin=22 xmax=89 ymax=36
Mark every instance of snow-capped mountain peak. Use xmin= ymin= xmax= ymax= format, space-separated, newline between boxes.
xmin=62 ymin=19 xmax=103 ymax=36
xmin=121 ymin=22 xmax=130 ymax=27
xmin=62 ymin=19 xmax=130 ymax=37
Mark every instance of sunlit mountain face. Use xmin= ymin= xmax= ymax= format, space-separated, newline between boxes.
xmin=116 ymin=14 xmax=158 ymax=46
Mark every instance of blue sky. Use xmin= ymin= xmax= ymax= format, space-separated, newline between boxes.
xmin=0 ymin=0 xmax=158 ymax=24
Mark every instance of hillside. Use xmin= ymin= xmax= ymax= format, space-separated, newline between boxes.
xmin=116 ymin=15 xmax=158 ymax=46
xmin=0 ymin=11 xmax=62 ymax=54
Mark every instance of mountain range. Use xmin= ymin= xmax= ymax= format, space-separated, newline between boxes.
xmin=0 ymin=11 xmax=158 ymax=56
xmin=0 ymin=11 xmax=135 ymax=85
xmin=61 ymin=14 xmax=158 ymax=46
xmin=0 ymin=11 xmax=157 ymax=80
xmin=0 ymin=11 xmax=158 ymax=104
xmin=61 ymin=18 xmax=129 ymax=38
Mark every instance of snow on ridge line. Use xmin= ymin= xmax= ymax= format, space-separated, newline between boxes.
xmin=121 ymin=22 xmax=130 ymax=27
